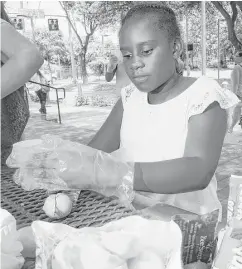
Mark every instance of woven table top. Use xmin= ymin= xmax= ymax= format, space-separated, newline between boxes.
xmin=1 ymin=166 xmax=138 ymax=269
xmin=1 ymin=166 xmax=218 ymax=269
xmin=1 ymin=167 xmax=137 ymax=229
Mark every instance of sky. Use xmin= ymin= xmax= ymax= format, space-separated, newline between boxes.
xmin=5 ymin=1 xmax=66 ymax=16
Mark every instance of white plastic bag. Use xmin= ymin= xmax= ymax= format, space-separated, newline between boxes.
xmin=0 ymin=209 xmax=25 ymax=269
xmin=30 ymin=216 xmax=183 ymax=269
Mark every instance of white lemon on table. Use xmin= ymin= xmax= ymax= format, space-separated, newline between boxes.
xmin=43 ymin=193 xmax=73 ymax=219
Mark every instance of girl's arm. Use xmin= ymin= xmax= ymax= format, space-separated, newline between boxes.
xmin=105 ymin=67 xmax=117 ymax=82
xmin=88 ymin=98 xmax=123 ymax=153
xmin=1 ymin=21 xmax=44 ymax=99
xmin=134 ymin=102 xmax=227 ymax=194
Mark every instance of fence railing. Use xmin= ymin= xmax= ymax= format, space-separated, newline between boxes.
xmin=28 ymin=80 xmax=66 ymax=124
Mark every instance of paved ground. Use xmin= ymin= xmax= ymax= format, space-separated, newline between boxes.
xmin=23 ymin=88 xmax=242 ymax=226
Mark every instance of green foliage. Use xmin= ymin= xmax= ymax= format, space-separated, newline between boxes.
xmin=161 ymin=1 xmax=242 ymax=69
xmin=91 ymin=95 xmax=116 ymax=107
xmin=60 ymin=1 xmax=133 ymax=81
xmin=88 ymin=60 xmax=105 ymax=76
xmin=75 ymin=95 xmax=116 ymax=107
xmin=75 ymin=95 xmax=91 ymax=106
xmin=57 ymin=1 xmax=241 ymax=75
xmin=34 ymin=29 xmax=71 ymax=66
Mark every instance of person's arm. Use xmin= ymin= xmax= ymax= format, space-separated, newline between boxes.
xmin=105 ymin=55 xmax=118 ymax=82
xmin=1 ymin=21 xmax=44 ymax=99
xmin=231 ymin=66 xmax=240 ymax=95
xmin=105 ymin=66 xmax=117 ymax=82
xmin=134 ymin=102 xmax=227 ymax=194
xmin=88 ymin=98 xmax=123 ymax=153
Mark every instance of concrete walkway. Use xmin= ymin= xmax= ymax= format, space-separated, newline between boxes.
xmin=24 ymin=100 xmax=242 ymax=226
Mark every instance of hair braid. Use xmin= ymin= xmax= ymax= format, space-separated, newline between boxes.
xmin=121 ymin=3 xmax=181 ymax=42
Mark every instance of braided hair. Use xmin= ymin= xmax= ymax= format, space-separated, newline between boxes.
xmin=120 ymin=3 xmax=181 ymax=42
xmin=120 ymin=3 xmax=184 ymax=74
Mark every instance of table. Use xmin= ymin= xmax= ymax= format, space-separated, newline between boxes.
xmin=1 ymin=166 xmax=138 ymax=269
xmin=1 ymin=166 xmax=218 ymax=269
xmin=1 ymin=167 xmax=137 ymax=229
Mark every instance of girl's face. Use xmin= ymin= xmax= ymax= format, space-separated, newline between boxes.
xmin=119 ymin=16 xmax=176 ymax=93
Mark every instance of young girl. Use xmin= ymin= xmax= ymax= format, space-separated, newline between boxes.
xmin=15 ymin=4 xmax=239 ymax=220
xmin=88 ymin=4 xmax=239 ymax=218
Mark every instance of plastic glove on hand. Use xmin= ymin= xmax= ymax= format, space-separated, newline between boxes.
xmin=8 ymin=136 xmax=135 ymax=206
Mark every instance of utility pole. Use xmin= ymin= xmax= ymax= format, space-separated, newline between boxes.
xmin=68 ymin=20 xmax=77 ymax=84
xmin=67 ymin=16 xmax=82 ymax=96
xmin=19 ymin=1 xmax=26 ymax=34
xmin=201 ymin=1 xmax=206 ymax=75
xmin=185 ymin=15 xmax=190 ymax=77
xmin=217 ymin=19 xmax=220 ymax=81
xmin=58 ymin=55 xmax=62 ymax=79
xmin=30 ymin=17 xmax=36 ymax=42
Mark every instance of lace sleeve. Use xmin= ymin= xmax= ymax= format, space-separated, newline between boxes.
xmin=121 ymin=84 xmax=135 ymax=108
xmin=187 ymin=78 xmax=240 ymax=119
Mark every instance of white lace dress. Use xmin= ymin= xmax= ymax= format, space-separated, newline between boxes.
xmin=114 ymin=76 xmax=239 ymax=219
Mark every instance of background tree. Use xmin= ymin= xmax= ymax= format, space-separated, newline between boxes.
xmin=34 ymin=29 xmax=70 ymax=83
xmin=59 ymin=1 xmax=126 ymax=83
xmin=165 ymin=1 xmax=241 ymax=68
xmin=212 ymin=1 xmax=242 ymax=51
xmin=165 ymin=1 xmax=242 ymax=51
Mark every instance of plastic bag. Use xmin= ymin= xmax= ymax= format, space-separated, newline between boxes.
xmin=227 ymin=175 xmax=242 ymax=226
xmin=6 ymin=135 xmax=135 ymax=208
xmin=172 ymin=210 xmax=220 ymax=268
xmin=213 ymin=219 xmax=242 ymax=269
xmin=0 ymin=209 xmax=25 ymax=269
xmin=29 ymin=216 xmax=183 ymax=269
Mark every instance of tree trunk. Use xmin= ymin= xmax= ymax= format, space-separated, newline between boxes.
xmin=212 ymin=2 xmax=242 ymax=51
xmin=80 ymin=52 xmax=88 ymax=84
xmin=226 ymin=18 xmax=242 ymax=51
xmin=47 ymin=58 xmax=53 ymax=85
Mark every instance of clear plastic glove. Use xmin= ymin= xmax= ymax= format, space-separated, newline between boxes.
xmin=106 ymin=55 xmax=118 ymax=73
xmin=7 ymin=135 xmax=135 ymax=207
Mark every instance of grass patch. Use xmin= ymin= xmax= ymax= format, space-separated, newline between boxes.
xmin=75 ymin=95 xmax=118 ymax=107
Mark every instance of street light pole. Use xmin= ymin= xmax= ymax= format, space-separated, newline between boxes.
xmin=185 ymin=15 xmax=190 ymax=77
xmin=30 ymin=16 xmax=36 ymax=42
xmin=58 ymin=54 xmax=62 ymax=79
xmin=68 ymin=20 xmax=77 ymax=84
xmin=201 ymin=1 xmax=206 ymax=75
xmin=218 ymin=19 xmax=220 ymax=81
